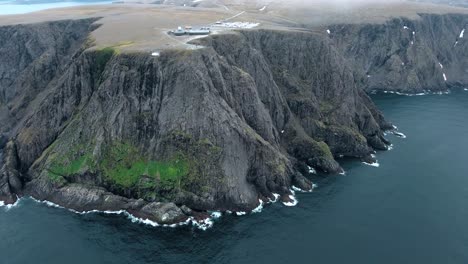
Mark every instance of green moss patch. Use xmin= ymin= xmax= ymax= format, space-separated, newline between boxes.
xmin=47 ymin=144 xmax=96 ymax=182
xmin=100 ymin=142 xmax=188 ymax=189
xmin=44 ymin=132 xmax=224 ymax=200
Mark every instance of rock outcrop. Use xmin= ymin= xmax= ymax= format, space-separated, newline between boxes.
xmin=0 ymin=13 xmax=467 ymax=224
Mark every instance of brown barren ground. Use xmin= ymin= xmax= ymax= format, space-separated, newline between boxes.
xmin=0 ymin=0 xmax=466 ymax=51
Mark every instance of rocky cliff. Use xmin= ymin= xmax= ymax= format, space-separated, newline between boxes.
xmin=0 ymin=13 xmax=467 ymax=224
xmin=329 ymin=14 xmax=468 ymax=93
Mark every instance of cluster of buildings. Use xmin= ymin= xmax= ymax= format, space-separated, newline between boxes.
xmin=170 ymin=26 xmax=211 ymax=36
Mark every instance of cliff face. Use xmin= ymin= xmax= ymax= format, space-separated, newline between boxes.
xmin=330 ymin=14 xmax=468 ymax=93
xmin=0 ymin=13 xmax=466 ymax=223
xmin=0 ymin=18 xmax=98 ymax=204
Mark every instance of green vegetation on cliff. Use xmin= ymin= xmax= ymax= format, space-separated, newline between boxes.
xmin=44 ymin=131 xmax=224 ymax=200
xmin=100 ymin=142 xmax=188 ymax=188
xmin=47 ymin=144 xmax=96 ymax=183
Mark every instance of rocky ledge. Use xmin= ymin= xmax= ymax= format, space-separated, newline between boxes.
xmin=0 ymin=13 xmax=467 ymax=225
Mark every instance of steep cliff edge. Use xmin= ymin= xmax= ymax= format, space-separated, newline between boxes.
xmin=330 ymin=14 xmax=468 ymax=92
xmin=1 ymin=13 xmax=467 ymax=224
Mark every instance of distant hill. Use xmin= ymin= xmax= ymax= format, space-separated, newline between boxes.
xmin=10 ymin=0 xmax=108 ymax=3
xmin=411 ymin=0 xmax=468 ymax=8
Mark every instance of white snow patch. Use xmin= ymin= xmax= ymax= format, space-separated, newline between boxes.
xmin=412 ymin=31 xmax=415 ymax=35
xmin=259 ymin=5 xmax=266 ymax=11
xmin=411 ymin=41 xmax=414 ymax=45
xmin=282 ymin=195 xmax=298 ymax=207
xmin=443 ymin=73 xmax=447 ymax=82
xmin=464 ymin=88 xmax=468 ymax=91
xmin=151 ymin=52 xmax=160 ymax=57
xmin=281 ymin=130 xmax=285 ymax=134
xmin=403 ymin=26 xmax=409 ymax=29
xmin=307 ymin=166 xmax=316 ymax=174
xmin=326 ymin=29 xmax=331 ymax=34
xmin=438 ymin=62 xmax=444 ymax=69
xmin=367 ymin=75 xmax=371 ymax=78
xmin=460 ymin=29 xmax=465 ymax=38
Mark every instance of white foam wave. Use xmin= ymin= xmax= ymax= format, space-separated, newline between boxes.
xmin=362 ymin=161 xmax=380 ymax=167
xmin=291 ymin=186 xmax=302 ymax=192
xmin=235 ymin=211 xmax=246 ymax=216
xmin=382 ymin=90 xmax=426 ymax=96
xmin=387 ymin=144 xmax=394 ymax=151
xmin=282 ymin=195 xmax=298 ymax=207
xmin=378 ymin=90 xmax=450 ymax=97
xmin=393 ymin=131 xmax=407 ymax=138
xmin=28 ymin=197 xmax=216 ymax=229
xmin=251 ymin=199 xmax=264 ymax=213
xmin=0 ymin=197 xmax=22 ymax=210
xmin=191 ymin=217 xmax=213 ymax=230
xmin=210 ymin=211 xmax=222 ymax=219
xmin=269 ymin=193 xmax=280 ymax=203
xmin=292 ymin=185 xmax=313 ymax=193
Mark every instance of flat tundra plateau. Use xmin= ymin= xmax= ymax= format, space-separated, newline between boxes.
xmin=1 ymin=0 xmax=467 ymax=51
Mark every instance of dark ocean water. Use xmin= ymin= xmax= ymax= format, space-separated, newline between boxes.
xmin=1 ymin=89 xmax=468 ymax=264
